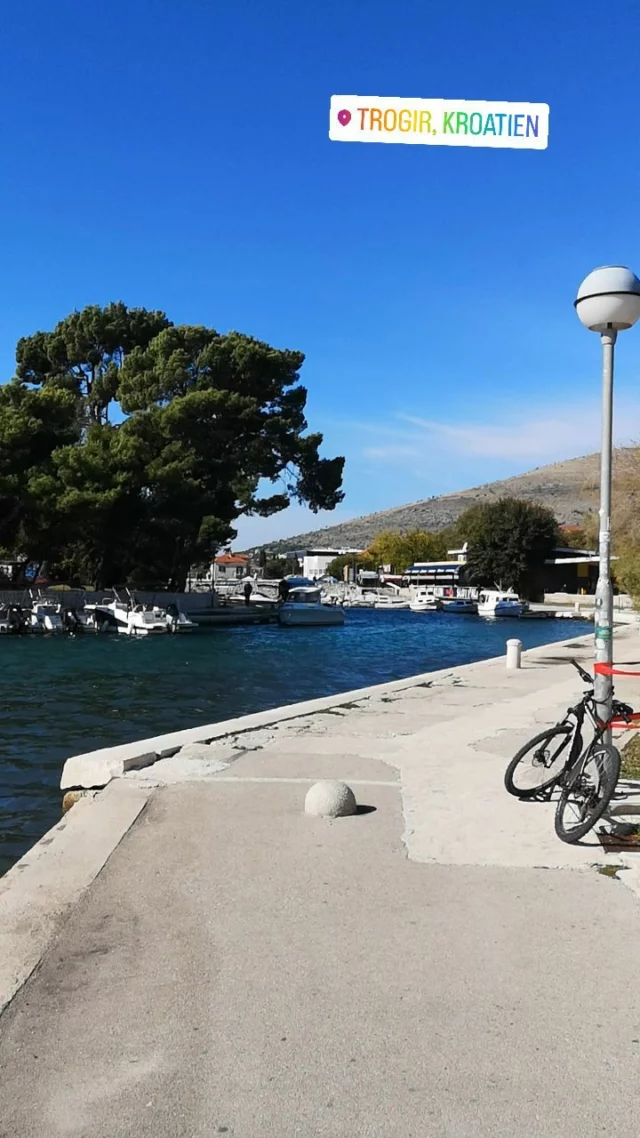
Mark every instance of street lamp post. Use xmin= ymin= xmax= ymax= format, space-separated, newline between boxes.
xmin=574 ymin=266 xmax=640 ymax=735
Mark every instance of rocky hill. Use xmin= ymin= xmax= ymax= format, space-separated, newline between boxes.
xmin=266 ymin=452 xmax=606 ymax=552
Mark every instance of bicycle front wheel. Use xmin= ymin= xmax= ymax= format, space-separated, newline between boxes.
xmin=554 ymin=743 xmax=621 ymax=844
xmin=504 ymin=725 xmax=574 ymax=797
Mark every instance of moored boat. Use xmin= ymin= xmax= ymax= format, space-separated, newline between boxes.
xmin=84 ymin=592 xmax=169 ymax=636
xmin=0 ymin=604 xmax=29 ymax=634
xmin=409 ymin=587 xmax=440 ymax=613
xmin=164 ymin=603 xmax=198 ymax=632
xmin=279 ymin=586 xmax=345 ymax=627
xmin=440 ymin=597 xmax=478 ymax=614
xmin=374 ymin=594 xmax=411 ymax=610
xmin=477 ymin=588 xmax=526 ymax=618
xmin=27 ymin=599 xmax=65 ymax=633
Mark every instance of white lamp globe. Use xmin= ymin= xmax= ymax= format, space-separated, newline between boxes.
xmin=575 ymin=265 xmax=640 ymax=332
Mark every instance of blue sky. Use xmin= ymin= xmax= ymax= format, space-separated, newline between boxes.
xmin=2 ymin=0 xmax=640 ymax=546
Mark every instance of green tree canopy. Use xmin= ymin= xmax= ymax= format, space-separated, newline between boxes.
xmin=16 ymin=302 xmax=170 ymax=424
xmin=460 ymin=498 xmax=560 ymax=597
xmin=558 ymin=525 xmax=592 ymax=551
xmin=326 ymin=552 xmax=378 ymax=579
xmin=1 ymin=304 xmax=345 ymax=589
xmin=0 ymin=382 xmax=80 ymax=581
xmin=325 ymin=530 xmax=449 ymax=580
xmin=366 ymin=529 xmax=449 ymax=573
xmin=261 ymin=555 xmax=301 ymax=579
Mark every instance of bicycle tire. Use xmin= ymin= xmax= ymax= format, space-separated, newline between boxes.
xmin=504 ymin=725 xmax=574 ymax=797
xmin=554 ymin=743 xmax=621 ymax=844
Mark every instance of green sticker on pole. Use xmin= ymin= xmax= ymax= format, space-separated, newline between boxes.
xmin=595 ymin=625 xmax=612 ymax=641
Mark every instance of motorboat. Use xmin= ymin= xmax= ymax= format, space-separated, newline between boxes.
xmin=62 ymin=606 xmax=104 ymax=633
xmin=374 ymin=594 xmax=411 ymax=610
xmin=0 ymin=604 xmax=28 ymax=634
xmin=163 ymin=603 xmax=198 ymax=632
xmin=320 ymin=593 xmax=343 ymax=607
xmin=409 ymin=587 xmax=440 ymax=613
xmin=227 ymin=590 xmax=274 ymax=605
xmin=82 ymin=602 xmax=118 ymax=633
xmin=84 ymin=593 xmax=168 ymax=636
xmin=279 ymin=586 xmax=345 ymax=627
xmin=477 ymin=589 xmax=526 ymax=618
xmin=441 ymin=597 xmax=478 ymax=614
xmin=342 ymin=592 xmax=376 ymax=608
xmin=119 ymin=600 xmax=169 ymax=636
xmin=27 ymin=599 xmax=65 ymax=633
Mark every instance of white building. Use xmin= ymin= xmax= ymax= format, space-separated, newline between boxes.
xmin=299 ymin=548 xmax=363 ymax=580
xmin=212 ymin=553 xmax=251 ymax=584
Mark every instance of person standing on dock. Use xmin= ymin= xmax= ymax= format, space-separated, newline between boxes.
xmin=243 ymin=579 xmax=253 ymax=607
xmin=278 ymin=578 xmax=290 ymax=604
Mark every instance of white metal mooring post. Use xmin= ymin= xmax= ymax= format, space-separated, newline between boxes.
xmin=506 ymin=638 xmax=522 ymax=670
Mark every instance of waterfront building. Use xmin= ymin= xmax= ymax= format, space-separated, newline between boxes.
xmin=212 ymin=553 xmax=251 ymax=585
xmin=189 ymin=552 xmax=253 ymax=590
xmin=404 ymin=543 xmax=604 ymax=599
xmin=289 ymin=548 xmax=364 ymax=581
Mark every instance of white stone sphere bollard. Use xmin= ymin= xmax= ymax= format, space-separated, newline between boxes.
xmin=305 ymin=780 xmax=357 ymax=818
xmin=506 ymin=638 xmax=522 ymax=670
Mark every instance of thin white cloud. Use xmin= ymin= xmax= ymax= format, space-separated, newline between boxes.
xmin=365 ymin=398 xmax=640 ymax=466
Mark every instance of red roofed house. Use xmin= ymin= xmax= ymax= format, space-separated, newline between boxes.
xmin=213 ymin=552 xmax=251 ymax=585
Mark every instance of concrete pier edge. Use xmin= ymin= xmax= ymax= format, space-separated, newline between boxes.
xmin=0 ymin=783 xmax=151 ymax=1015
xmin=59 ymin=629 xmax=599 ymax=790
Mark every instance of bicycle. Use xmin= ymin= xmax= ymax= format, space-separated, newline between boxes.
xmin=503 ymin=659 xmax=634 ymax=844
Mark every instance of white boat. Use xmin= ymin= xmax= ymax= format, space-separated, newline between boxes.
xmin=28 ymin=600 xmax=65 ymax=633
xmin=279 ymin=586 xmax=345 ymax=627
xmin=374 ymin=595 xmax=411 ymax=610
xmin=477 ymin=589 xmax=526 ymax=618
xmin=226 ymin=589 xmax=274 ymax=606
xmin=62 ymin=607 xmax=100 ymax=633
xmin=409 ymin=587 xmax=440 ymax=613
xmin=84 ymin=595 xmax=168 ymax=636
xmin=342 ymin=588 xmax=376 ymax=608
xmin=163 ymin=603 xmax=198 ymax=632
xmin=441 ymin=597 xmax=478 ymax=614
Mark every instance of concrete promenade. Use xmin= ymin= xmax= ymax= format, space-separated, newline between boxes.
xmin=2 ymin=629 xmax=640 ymax=1135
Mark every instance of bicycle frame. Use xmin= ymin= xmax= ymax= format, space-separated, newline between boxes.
xmin=562 ymin=691 xmax=620 ymax=790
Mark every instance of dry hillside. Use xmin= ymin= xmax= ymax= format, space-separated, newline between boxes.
xmin=264 ymin=452 xmax=608 ymax=552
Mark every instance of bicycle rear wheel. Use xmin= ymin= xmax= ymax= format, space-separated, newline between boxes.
xmin=504 ymin=725 xmax=574 ymax=797
xmin=554 ymin=743 xmax=621 ymax=844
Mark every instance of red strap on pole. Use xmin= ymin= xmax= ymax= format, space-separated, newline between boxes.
xmin=594 ymin=663 xmax=640 ymax=677
xmin=611 ymin=714 xmax=640 ymax=728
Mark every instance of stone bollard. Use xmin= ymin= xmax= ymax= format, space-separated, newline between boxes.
xmin=305 ymin=780 xmax=357 ymax=818
xmin=506 ymin=638 xmax=522 ymax=670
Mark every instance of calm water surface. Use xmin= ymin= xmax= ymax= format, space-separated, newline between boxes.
xmin=0 ymin=610 xmax=590 ymax=874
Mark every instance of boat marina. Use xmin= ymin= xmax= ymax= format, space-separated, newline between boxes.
xmin=0 ymin=574 xmax=609 ymax=640
xmin=0 ymin=590 xmax=198 ymax=636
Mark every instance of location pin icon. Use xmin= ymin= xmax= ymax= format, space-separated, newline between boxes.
xmin=337 ymin=109 xmax=351 ymax=126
